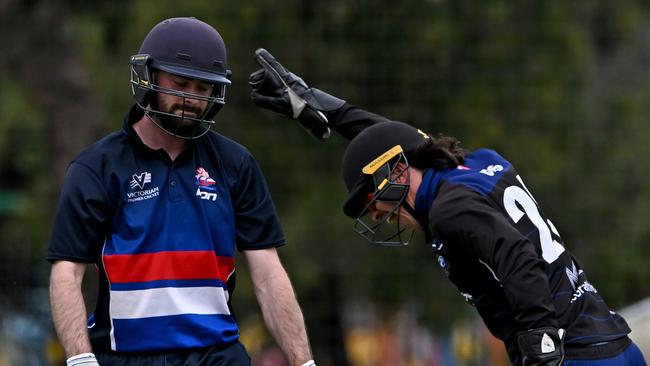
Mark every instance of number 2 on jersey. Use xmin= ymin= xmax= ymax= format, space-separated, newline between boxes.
xmin=503 ymin=175 xmax=565 ymax=263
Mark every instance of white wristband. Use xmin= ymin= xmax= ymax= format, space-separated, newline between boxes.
xmin=301 ymin=360 xmax=316 ymax=366
xmin=67 ymin=353 xmax=100 ymax=366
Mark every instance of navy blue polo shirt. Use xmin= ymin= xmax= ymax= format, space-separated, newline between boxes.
xmin=47 ymin=106 xmax=286 ymax=353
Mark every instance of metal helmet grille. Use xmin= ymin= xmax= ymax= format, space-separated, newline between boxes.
xmin=130 ymin=59 xmax=226 ymax=139
xmin=341 ymin=121 xmax=430 ymax=219
xmin=353 ymin=149 xmax=415 ymax=246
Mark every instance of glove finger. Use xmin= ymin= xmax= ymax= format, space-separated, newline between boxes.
xmin=249 ymin=69 xmax=289 ymax=97
xmin=254 ymin=48 xmax=278 ymax=67
xmin=248 ymin=68 xmax=265 ymax=88
xmin=254 ymin=48 xmax=289 ymax=79
xmin=250 ymin=92 xmax=293 ymax=115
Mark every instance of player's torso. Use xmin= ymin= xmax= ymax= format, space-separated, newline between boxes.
xmin=428 ymin=149 xmax=629 ymax=346
xmin=91 ymin=134 xmax=241 ymax=352
xmin=106 ymin=143 xmax=236 ymax=258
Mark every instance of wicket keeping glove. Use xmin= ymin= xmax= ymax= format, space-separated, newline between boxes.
xmin=249 ymin=48 xmax=346 ymax=140
xmin=67 ymin=353 xmax=100 ymax=366
xmin=516 ymin=327 xmax=564 ymax=366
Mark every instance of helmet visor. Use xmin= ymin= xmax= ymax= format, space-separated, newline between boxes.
xmin=153 ymin=61 xmax=231 ymax=85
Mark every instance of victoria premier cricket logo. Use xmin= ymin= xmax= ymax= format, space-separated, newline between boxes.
xmin=195 ymin=166 xmax=217 ymax=201
xmin=126 ymin=172 xmax=159 ymax=202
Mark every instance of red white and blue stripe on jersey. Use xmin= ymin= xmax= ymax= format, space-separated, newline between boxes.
xmin=102 ymin=249 xmax=236 ymax=351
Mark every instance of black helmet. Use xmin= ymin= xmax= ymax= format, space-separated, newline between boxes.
xmin=341 ymin=121 xmax=430 ymax=218
xmin=130 ymin=17 xmax=231 ymax=139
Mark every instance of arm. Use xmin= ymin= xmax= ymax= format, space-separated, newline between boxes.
xmin=47 ymin=163 xmax=107 ymax=365
xmin=432 ymin=185 xmax=559 ymax=329
xmin=431 ymin=185 xmax=563 ymax=365
xmin=243 ymin=247 xmax=313 ymax=366
xmin=49 ymin=260 xmax=93 ymax=357
xmin=249 ymin=48 xmax=389 ymax=141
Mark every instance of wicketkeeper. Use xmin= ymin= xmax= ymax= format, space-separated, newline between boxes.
xmin=248 ymin=48 xmax=648 ymax=366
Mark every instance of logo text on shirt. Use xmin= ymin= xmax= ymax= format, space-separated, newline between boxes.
xmin=126 ymin=172 xmax=159 ymax=203
xmin=480 ymin=164 xmax=503 ymax=176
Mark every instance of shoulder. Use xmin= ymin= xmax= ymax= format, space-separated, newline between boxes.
xmin=201 ymin=130 xmax=254 ymax=158
xmin=199 ymin=131 xmax=259 ymax=171
xmin=434 ymin=148 xmax=514 ymax=197
xmin=71 ymin=130 xmax=129 ymax=169
xmin=429 ymin=182 xmax=514 ymax=246
xmin=464 ymin=148 xmax=511 ymax=167
xmin=428 ymin=183 xmax=486 ymax=238
xmin=431 ymin=183 xmax=486 ymax=220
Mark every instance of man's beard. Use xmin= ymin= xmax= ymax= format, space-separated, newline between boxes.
xmin=151 ymin=99 xmax=207 ymax=138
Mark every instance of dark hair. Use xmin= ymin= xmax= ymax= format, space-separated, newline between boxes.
xmin=405 ymin=133 xmax=467 ymax=170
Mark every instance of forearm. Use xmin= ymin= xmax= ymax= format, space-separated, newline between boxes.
xmin=50 ymin=261 xmax=92 ymax=358
xmin=325 ymin=103 xmax=392 ymax=140
xmin=254 ymin=268 xmax=312 ymax=365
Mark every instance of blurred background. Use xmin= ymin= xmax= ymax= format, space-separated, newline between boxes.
xmin=2 ymin=0 xmax=650 ymax=365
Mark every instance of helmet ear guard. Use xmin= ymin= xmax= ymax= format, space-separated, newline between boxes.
xmin=130 ymin=54 xmax=154 ymax=107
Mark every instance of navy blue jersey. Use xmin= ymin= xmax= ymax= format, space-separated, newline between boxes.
xmin=47 ymin=106 xmax=285 ymax=353
xmin=328 ymin=104 xmax=632 ymax=365
xmin=413 ymin=148 xmax=630 ymax=363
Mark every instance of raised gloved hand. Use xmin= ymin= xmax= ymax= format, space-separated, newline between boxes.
xmin=67 ymin=353 xmax=100 ymax=365
xmin=516 ymin=327 xmax=564 ymax=366
xmin=249 ymin=48 xmax=346 ymax=140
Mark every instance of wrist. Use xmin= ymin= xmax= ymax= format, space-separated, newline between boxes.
xmin=67 ymin=353 xmax=99 ymax=366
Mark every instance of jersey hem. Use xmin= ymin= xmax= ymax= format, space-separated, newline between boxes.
xmin=564 ymin=336 xmax=631 ymax=360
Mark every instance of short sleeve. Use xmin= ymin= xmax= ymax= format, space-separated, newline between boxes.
xmin=46 ymin=162 xmax=113 ymax=263
xmin=232 ymin=152 xmax=286 ymax=251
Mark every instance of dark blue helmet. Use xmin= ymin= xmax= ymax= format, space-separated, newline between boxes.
xmin=130 ymin=17 xmax=231 ymax=139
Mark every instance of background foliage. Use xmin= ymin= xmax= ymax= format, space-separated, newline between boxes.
xmin=2 ymin=0 xmax=650 ymax=365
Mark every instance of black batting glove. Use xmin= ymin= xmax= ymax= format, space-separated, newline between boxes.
xmin=249 ymin=48 xmax=346 ymax=140
xmin=516 ymin=327 xmax=565 ymax=366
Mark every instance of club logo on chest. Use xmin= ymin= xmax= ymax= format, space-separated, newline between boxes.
xmin=195 ymin=166 xmax=218 ymax=201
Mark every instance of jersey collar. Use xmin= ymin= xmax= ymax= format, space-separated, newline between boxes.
xmin=414 ymin=168 xmax=446 ymax=241
xmin=122 ymin=105 xmax=198 ymax=163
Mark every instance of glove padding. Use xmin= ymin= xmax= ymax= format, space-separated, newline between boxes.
xmin=249 ymin=48 xmax=346 ymax=140
xmin=516 ymin=327 xmax=564 ymax=366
